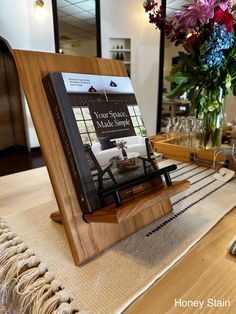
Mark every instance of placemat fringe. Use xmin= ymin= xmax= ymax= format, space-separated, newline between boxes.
xmin=0 ymin=305 xmax=8 ymax=314
xmin=0 ymin=219 xmax=74 ymax=314
xmin=53 ymin=302 xmax=74 ymax=313
xmin=39 ymin=290 xmax=73 ymax=314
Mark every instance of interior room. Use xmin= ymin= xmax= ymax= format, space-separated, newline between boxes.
xmin=1 ymin=0 xmax=236 ymax=312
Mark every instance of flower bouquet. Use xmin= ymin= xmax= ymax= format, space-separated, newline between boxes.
xmin=116 ymin=140 xmax=128 ymax=158
xmin=144 ymin=0 xmax=236 ymax=148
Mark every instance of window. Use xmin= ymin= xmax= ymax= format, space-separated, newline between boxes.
xmin=73 ymin=107 xmax=97 ymax=145
xmin=73 ymin=104 xmax=146 ymax=145
xmin=128 ymin=105 xmax=147 ymax=137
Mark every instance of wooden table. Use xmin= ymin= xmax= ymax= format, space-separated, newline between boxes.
xmin=1 ymin=167 xmax=236 ymax=313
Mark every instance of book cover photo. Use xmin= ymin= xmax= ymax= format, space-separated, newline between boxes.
xmin=43 ymin=72 xmax=160 ymax=213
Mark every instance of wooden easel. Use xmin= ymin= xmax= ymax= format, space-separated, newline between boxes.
xmin=14 ymin=50 xmax=190 ymax=265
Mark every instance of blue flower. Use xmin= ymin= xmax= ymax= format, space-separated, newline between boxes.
xmin=205 ymin=50 xmax=224 ymax=68
xmin=204 ymin=23 xmax=234 ymax=68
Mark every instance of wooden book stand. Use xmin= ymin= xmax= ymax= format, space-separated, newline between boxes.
xmin=14 ymin=50 xmax=190 ymax=265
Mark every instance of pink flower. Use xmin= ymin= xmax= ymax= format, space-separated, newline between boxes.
xmin=218 ymin=0 xmax=232 ymax=11
xmin=173 ymin=0 xmax=216 ymax=32
xmin=211 ymin=7 xmax=233 ymax=32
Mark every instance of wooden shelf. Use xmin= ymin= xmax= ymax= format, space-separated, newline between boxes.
xmin=83 ymin=180 xmax=190 ymax=223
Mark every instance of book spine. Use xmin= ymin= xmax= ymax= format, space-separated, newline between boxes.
xmin=43 ymin=78 xmax=89 ymax=213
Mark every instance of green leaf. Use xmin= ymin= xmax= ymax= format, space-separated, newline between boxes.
xmin=231 ymin=4 xmax=236 ymax=11
xmin=165 ymin=72 xmax=190 ymax=85
xmin=199 ymin=64 xmax=208 ymax=72
xmin=166 ymin=82 xmax=193 ymax=99
xmin=178 ymin=52 xmax=196 ymax=71
xmin=207 ymin=100 xmax=219 ymax=112
xmin=190 ymin=89 xmax=199 ymax=108
xmin=198 ymin=112 xmax=204 ymax=119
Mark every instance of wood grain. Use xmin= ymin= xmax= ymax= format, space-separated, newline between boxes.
xmin=126 ymin=207 xmax=236 ymax=313
xmin=3 ymin=48 xmax=26 ymax=147
xmin=153 ymin=139 xmax=236 ymax=171
xmin=13 ymin=50 xmax=189 ymax=265
xmin=0 ymin=46 xmax=26 ymax=150
xmin=0 ymin=167 xmax=55 ymax=216
xmin=84 ymin=180 xmax=190 ymax=223
xmin=0 ymin=49 xmax=14 ymax=149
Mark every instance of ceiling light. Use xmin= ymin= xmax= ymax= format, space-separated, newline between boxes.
xmin=35 ymin=0 xmax=44 ymax=8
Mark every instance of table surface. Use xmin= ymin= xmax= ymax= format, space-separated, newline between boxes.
xmin=0 ymin=166 xmax=236 ymax=313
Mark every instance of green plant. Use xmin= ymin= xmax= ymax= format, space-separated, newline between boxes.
xmin=144 ymin=0 xmax=236 ymax=118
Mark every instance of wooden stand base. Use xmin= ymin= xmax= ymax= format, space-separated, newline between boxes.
xmin=50 ymin=211 xmax=63 ymax=223
xmin=83 ymin=180 xmax=190 ymax=223
xmin=14 ymin=49 xmax=191 ymax=265
xmin=51 ymin=180 xmax=190 ymax=224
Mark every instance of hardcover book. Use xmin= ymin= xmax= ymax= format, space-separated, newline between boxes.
xmin=43 ymin=72 xmax=159 ymax=213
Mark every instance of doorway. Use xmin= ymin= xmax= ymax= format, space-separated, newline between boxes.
xmin=0 ymin=37 xmax=26 ymax=151
xmin=0 ymin=37 xmax=45 ymax=176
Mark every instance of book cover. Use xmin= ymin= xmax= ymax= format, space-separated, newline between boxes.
xmin=43 ymin=72 xmax=158 ymax=213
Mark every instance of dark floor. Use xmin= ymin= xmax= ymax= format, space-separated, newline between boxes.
xmin=0 ymin=146 xmax=45 ymax=176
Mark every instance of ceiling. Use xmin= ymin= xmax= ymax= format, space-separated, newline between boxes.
xmin=56 ymin=0 xmax=96 ymax=48
xmin=57 ymin=0 xmax=235 ymax=45
xmin=56 ymin=0 xmax=189 ymax=49
xmin=166 ymin=0 xmax=192 ymax=18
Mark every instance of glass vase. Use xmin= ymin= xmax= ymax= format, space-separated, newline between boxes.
xmin=177 ymin=118 xmax=191 ymax=147
xmin=191 ymin=119 xmax=204 ymax=148
xmin=165 ymin=117 xmax=175 ymax=141
xmin=202 ymin=91 xmax=224 ymax=149
xmin=121 ymin=148 xmax=127 ymax=159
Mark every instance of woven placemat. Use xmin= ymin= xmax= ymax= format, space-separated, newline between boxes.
xmin=1 ymin=160 xmax=236 ymax=313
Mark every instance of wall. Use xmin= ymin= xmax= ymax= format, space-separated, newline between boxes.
xmin=100 ymin=0 xmax=160 ymax=136
xmin=225 ymin=95 xmax=236 ymax=122
xmin=77 ymin=39 xmax=97 ymax=57
xmin=61 ymin=39 xmax=96 ymax=57
xmin=0 ymin=0 xmax=55 ymax=148
xmin=164 ymin=41 xmax=184 ymax=91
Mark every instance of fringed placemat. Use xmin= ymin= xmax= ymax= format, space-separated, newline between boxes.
xmin=1 ymin=160 xmax=236 ymax=313
xmin=0 ymin=219 xmax=74 ymax=313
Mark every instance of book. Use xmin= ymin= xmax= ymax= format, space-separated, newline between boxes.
xmin=43 ymin=72 xmax=159 ymax=213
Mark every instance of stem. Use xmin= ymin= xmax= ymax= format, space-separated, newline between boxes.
xmin=203 ymin=88 xmax=224 ymax=148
